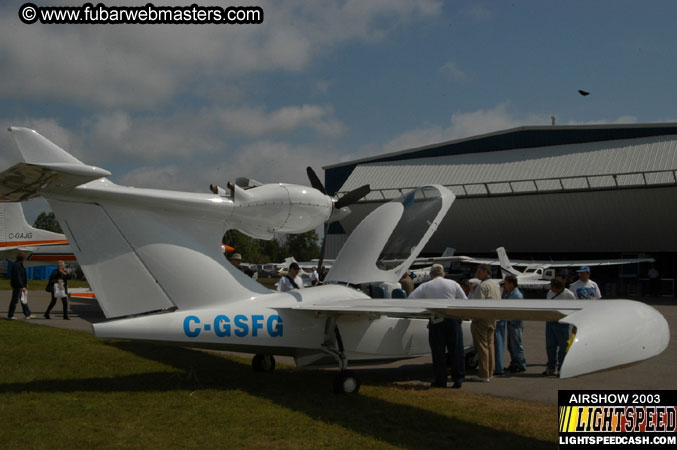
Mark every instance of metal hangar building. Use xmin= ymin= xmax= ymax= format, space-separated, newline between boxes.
xmin=323 ymin=123 xmax=677 ymax=296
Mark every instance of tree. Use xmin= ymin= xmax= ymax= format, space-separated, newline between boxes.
xmin=222 ymin=229 xmax=261 ymax=262
xmin=33 ymin=212 xmax=63 ymax=233
xmin=283 ymin=230 xmax=320 ymax=262
xmin=222 ymin=229 xmax=320 ymax=263
xmin=259 ymin=238 xmax=284 ymax=263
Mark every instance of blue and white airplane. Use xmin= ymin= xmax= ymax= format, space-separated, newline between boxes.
xmin=0 ymin=127 xmax=669 ymax=393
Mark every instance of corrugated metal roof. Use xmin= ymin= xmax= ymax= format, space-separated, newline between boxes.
xmin=339 ymin=135 xmax=677 ymax=193
xmin=325 ymin=122 xmax=677 ymax=170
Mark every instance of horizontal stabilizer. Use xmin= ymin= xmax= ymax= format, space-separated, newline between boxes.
xmin=0 ymin=162 xmax=110 ymax=201
xmin=289 ymin=298 xmax=669 ymax=378
xmin=1 ymin=127 xmax=110 ymax=201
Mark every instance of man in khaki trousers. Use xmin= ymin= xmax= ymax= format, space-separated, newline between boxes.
xmin=470 ymin=264 xmax=501 ymax=382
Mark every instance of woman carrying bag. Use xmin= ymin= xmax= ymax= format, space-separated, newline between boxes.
xmin=44 ymin=260 xmax=71 ymax=320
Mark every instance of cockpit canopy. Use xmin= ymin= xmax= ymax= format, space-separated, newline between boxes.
xmin=325 ymin=185 xmax=454 ymax=285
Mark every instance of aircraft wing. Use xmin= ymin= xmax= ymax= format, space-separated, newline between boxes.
xmin=287 ymin=298 xmax=669 ymax=379
xmin=454 ymin=256 xmax=501 ymax=265
xmin=379 ymin=255 xmax=474 ymax=268
xmin=0 ymin=162 xmax=111 ymax=202
xmin=526 ymin=257 xmax=656 ymax=268
xmin=455 ymin=256 xmax=655 ymax=268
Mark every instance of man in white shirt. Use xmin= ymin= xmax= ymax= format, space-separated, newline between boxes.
xmin=409 ymin=264 xmax=467 ymax=389
xmin=278 ymin=263 xmax=305 ymax=292
xmin=570 ymin=266 xmax=601 ymax=299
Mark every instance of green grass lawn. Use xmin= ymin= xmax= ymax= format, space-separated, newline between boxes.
xmin=0 ymin=321 xmax=557 ymax=449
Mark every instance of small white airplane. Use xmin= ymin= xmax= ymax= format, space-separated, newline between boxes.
xmin=0 ymin=127 xmax=669 ymax=393
xmin=0 ymin=202 xmax=73 ymax=266
xmin=466 ymin=247 xmax=655 ymax=290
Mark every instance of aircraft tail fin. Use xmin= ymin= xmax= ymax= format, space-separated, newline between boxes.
xmin=496 ymin=247 xmax=512 ymax=269
xmin=441 ymin=247 xmax=455 ymax=257
xmin=496 ymin=246 xmax=521 ymax=277
xmin=9 ymin=126 xmax=84 ymax=165
xmin=284 ymin=256 xmax=298 ymax=268
xmin=2 ymin=127 xmax=270 ymax=319
xmin=0 ymin=127 xmax=111 ymax=202
xmin=0 ymin=202 xmax=68 ymax=250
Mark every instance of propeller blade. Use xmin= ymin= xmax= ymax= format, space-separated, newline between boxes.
xmin=335 ymin=184 xmax=370 ymax=210
xmin=306 ymin=167 xmax=326 ymax=195
xmin=318 ymin=222 xmax=328 ymax=270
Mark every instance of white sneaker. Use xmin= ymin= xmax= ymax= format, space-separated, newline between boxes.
xmin=7 ymin=316 xmax=16 ymax=320
xmin=25 ymin=315 xmax=34 ymax=320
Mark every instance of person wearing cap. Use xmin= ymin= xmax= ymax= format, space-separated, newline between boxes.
xmin=230 ymin=253 xmax=254 ymax=277
xmin=570 ymin=266 xmax=602 ymax=300
xmin=408 ymin=264 xmax=467 ymax=389
xmin=278 ymin=262 xmax=305 ymax=292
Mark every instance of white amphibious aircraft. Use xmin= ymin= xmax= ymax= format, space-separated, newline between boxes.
xmin=0 ymin=127 xmax=670 ymax=393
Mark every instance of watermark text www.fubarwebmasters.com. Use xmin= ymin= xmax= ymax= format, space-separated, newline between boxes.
xmin=18 ymin=2 xmax=264 ymax=25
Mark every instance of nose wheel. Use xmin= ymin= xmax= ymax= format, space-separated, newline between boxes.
xmin=333 ymin=370 xmax=360 ymax=394
xmin=252 ymin=354 xmax=276 ymax=372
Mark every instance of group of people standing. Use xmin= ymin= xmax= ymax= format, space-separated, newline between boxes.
xmin=409 ymin=263 xmax=601 ymax=388
xmin=6 ymin=252 xmax=71 ymax=321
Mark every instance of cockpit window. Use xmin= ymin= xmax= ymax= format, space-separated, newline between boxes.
xmin=376 ymin=186 xmax=442 ymax=269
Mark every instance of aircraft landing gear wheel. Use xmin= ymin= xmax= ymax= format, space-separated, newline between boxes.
xmin=333 ymin=370 xmax=360 ymax=394
xmin=465 ymin=351 xmax=479 ymax=371
xmin=252 ymin=354 xmax=276 ymax=372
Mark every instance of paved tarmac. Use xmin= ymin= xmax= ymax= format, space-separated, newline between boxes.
xmin=3 ymin=291 xmax=675 ymax=404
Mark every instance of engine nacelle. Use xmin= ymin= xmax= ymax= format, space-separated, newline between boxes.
xmin=227 ymin=183 xmax=332 ymax=239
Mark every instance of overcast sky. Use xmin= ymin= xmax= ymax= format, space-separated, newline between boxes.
xmin=2 ymin=0 xmax=676 ymax=220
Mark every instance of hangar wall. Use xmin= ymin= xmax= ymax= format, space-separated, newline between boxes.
xmin=324 ymin=124 xmax=677 ymax=295
xmin=338 ymin=185 xmax=677 ymax=254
